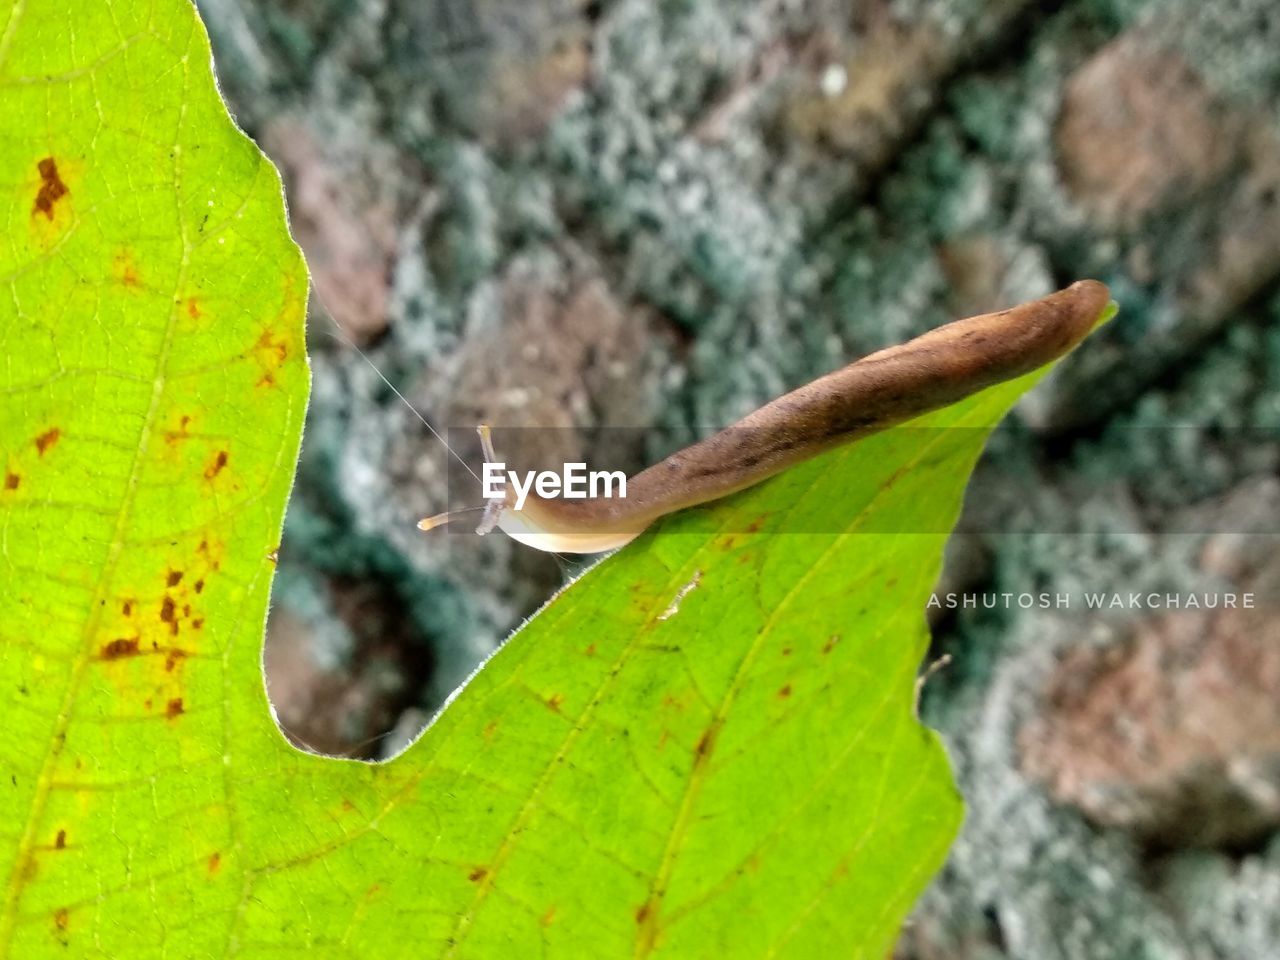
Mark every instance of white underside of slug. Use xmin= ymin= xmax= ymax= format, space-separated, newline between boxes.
xmin=495 ymin=509 xmax=640 ymax=554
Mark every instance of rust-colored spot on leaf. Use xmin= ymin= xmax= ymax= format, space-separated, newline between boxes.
xmin=255 ymin=329 xmax=290 ymax=366
xmin=100 ymin=637 xmax=140 ymax=660
xmin=165 ymin=698 xmax=184 ymax=719
xmin=3 ymin=473 xmax=18 ymax=491
xmin=256 ymin=372 xmax=276 ymax=389
xmin=694 ymin=721 xmax=720 ymax=764
xmin=541 ymin=906 xmax=557 ymax=927
xmin=778 ymin=684 xmax=792 ymax=699
xmin=166 ymin=569 xmax=183 ymax=587
xmin=186 ymin=297 xmax=202 ymax=319
xmin=634 ymin=901 xmax=652 ymax=925
xmin=204 ymin=450 xmax=228 ymax=479
xmin=545 ymin=693 xmax=565 ymax=712
xmin=822 ymin=634 xmax=841 ymax=655
xmin=113 ymin=249 xmax=142 ymax=288
xmin=164 ymin=415 xmax=193 ymax=446
xmin=160 ymin=597 xmax=176 ymax=624
xmin=35 ymin=428 xmax=60 ymax=456
xmin=121 ymin=599 xmax=133 ymax=617
xmin=164 ymin=648 xmax=188 ymax=673
xmin=584 ymin=642 xmax=596 ymax=656
xmin=55 ymin=830 xmax=66 ymax=850
xmin=745 ymin=515 xmax=768 ymax=533
xmin=191 ymin=618 xmax=204 ymax=631
xmin=468 ymin=866 xmax=488 ymax=883
xmin=33 ymin=157 xmax=68 ymax=220
xmin=207 ymin=852 xmax=221 ymax=875
xmin=196 ymin=537 xmax=226 ymax=572
xmin=482 ymin=720 xmax=499 ymax=740
xmin=781 ymin=647 xmax=792 ymax=657
xmin=193 ymin=579 xmax=205 ymax=594
xmin=53 ymin=907 xmax=68 ymax=931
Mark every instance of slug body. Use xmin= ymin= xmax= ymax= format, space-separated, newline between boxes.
xmin=446 ymin=280 xmax=1111 ymax=554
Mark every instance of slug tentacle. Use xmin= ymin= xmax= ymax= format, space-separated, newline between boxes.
xmin=426 ymin=280 xmax=1112 ymax=554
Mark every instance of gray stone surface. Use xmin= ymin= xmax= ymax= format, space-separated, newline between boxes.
xmin=196 ymin=0 xmax=1280 ymax=955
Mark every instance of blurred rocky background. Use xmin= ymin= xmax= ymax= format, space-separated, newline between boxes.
xmin=195 ymin=0 xmax=1280 ymax=956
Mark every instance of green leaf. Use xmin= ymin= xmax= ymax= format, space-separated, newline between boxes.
xmin=0 ymin=2 xmax=1111 ymax=957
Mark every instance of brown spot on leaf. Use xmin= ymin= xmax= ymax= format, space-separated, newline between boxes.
xmin=207 ymin=852 xmax=221 ymax=875
xmin=160 ymin=597 xmax=176 ymax=625
xmin=256 ymin=372 xmax=276 ymax=389
xmin=55 ymin=830 xmax=65 ymax=850
xmin=482 ymin=720 xmax=499 ymax=740
xmin=254 ymin=329 xmax=290 ymax=367
xmin=584 ymin=643 xmax=596 ymax=656
xmin=164 ymin=649 xmax=187 ymax=673
xmin=822 ymin=634 xmax=840 ymax=655
xmin=113 ymin=249 xmax=142 ymax=288
xmin=546 ymin=693 xmax=564 ymax=712
xmin=166 ymin=570 xmax=183 ymax=587
xmin=100 ymin=637 xmax=140 ymax=660
xmin=781 ymin=647 xmax=792 ymax=657
xmin=634 ymin=902 xmax=651 ymax=925
xmin=165 ymin=698 xmax=184 ymax=719
xmin=196 ymin=538 xmax=225 ymax=572
xmin=35 ymin=428 xmax=60 ymax=456
xmin=3 ymin=473 xmax=18 ymax=491
xmin=33 ymin=157 xmax=68 ymax=220
xmin=778 ymin=684 xmax=792 ymax=699
xmin=193 ymin=579 xmax=204 ymax=594
xmin=53 ymin=907 xmax=68 ymax=931
xmin=186 ymin=297 xmax=201 ymax=319
xmin=468 ymin=866 xmax=488 ymax=882
xmin=164 ymin=415 xmax=193 ymax=445
xmin=694 ymin=721 xmax=721 ymax=765
xmin=121 ymin=600 xmax=133 ymax=617
xmin=540 ymin=905 xmax=557 ymax=927
xmin=204 ymin=450 xmax=228 ymax=479
xmin=191 ymin=619 xmax=204 ymax=631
